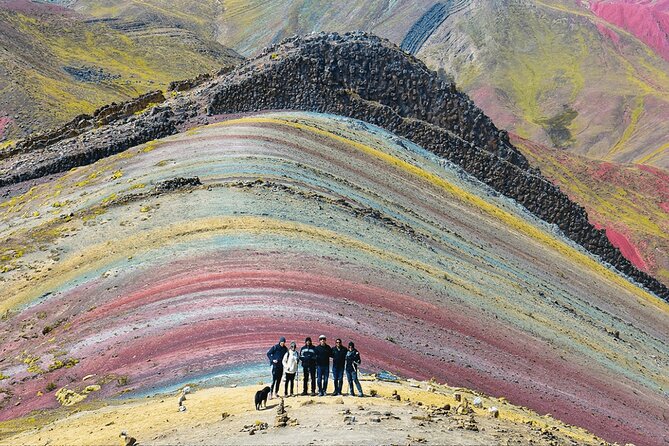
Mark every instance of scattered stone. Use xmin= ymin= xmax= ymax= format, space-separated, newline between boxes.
xmin=488 ymin=407 xmax=499 ymax=418
xmin=456 ymin=398 xmax=472 ymax=415
xmin=154 ymin=177 xmax=202 ymax=193
xmin=473 ymin=397 xmax=483 ymax=408
xmin=411 ymin=415 xmax=432 ymax=422
xmin=241 ymin=421 xmax=268 ymax=435
xmin=221 ymin=412 xmax=230 ymax=420
xmin=119 ymin=431 xmax=137 ymax=446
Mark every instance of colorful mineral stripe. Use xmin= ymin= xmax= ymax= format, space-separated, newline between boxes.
xmin=0 ymin=112 xmax=667 ymax=446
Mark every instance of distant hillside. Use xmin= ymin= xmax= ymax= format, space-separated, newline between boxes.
xmin=0 ymin=0 xmax=240 ymax=143
xmin=589 ymin=0 xmax=669 ymax=64
xmin=513 ymin=134 xmax=669 ymax=287
xmin=81 ymin=0 xmax=667 ymax=168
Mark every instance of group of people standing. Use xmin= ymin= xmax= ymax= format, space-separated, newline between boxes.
xmin=266 ymin=334 xmax=364 ymax=398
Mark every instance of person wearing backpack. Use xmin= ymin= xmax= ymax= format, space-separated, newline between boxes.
xmin=266 ymin=337 xmax=288 ymax=399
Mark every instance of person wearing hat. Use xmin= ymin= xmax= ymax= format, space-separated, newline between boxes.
xmin=345 ymin=341 xmax=363 ymax=397
xmin=314 ymin=334 xmax=333 ymax=396
xmin=282 ymin=341 xmax=300 ymax=397
xmin=299 ymin=337 xmax=317 ymax=395
xmin=331 ymin=338 xmax=347 ymax=395
xmin=266 ymin=337 xmax=288 ymax=399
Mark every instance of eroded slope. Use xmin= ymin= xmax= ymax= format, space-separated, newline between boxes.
xmin=0 ymin=112 xmax=667 ymax=446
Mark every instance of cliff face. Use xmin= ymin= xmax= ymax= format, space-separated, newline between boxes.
xmin=1 ymin=32 xmax=666 ymax=300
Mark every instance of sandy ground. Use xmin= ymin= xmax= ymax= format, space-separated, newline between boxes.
xmin=1 ymin=377 xmax=611 ymax=446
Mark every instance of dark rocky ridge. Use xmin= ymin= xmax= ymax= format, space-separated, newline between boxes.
xmin=1 ymin=32 xmax=667 ymax=301
xmin=0 ymin=90 xmax=166 ymax=162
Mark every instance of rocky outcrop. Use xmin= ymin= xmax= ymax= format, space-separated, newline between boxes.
xmin=0 ymin=90 xmax=166 ymax=161
xmin=93 ymin=90 xmax=166 ymax=126
xmin=0 ymin=32 xmax=666 ymax=300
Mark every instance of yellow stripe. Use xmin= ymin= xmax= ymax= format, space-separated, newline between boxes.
xmin=637 ymin=140 xmax=669 ymax=165
xmin=0 ymin=216 xmax=474 ymax=312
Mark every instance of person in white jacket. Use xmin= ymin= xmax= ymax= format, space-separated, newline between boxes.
xmin=282 ymin=341 xmax=300 ymax=397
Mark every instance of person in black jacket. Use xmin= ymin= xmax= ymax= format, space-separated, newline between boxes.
xmin=314 ymin=334 xmax=333 ymax=396
xmin=331 ymin=338 xmax=347 ymax=395
xmin=345 ymin=341 xmax=363 ymax=397
xmin=266 ymin=337 xmax=287 ymax=399
xmin=299 ymin=337 xmax=317 ymax=396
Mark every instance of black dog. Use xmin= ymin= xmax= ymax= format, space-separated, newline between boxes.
xmin=255 ymin=386 xmax=271 ymax=410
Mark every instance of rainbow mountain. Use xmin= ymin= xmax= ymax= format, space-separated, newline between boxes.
xmin=0 ymin=33 xmax=667 ymax=446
